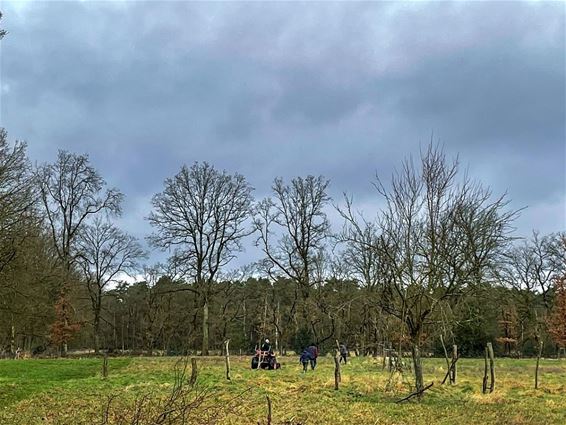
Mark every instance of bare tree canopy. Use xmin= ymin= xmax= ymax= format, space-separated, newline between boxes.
xmin=35 ymin=150 xmax=123 ymax=270
xmin=77 ymin=218 xmax=145 ymax=289
xmin=342 ymin=144 xmax=518 ymax=393
xmin=254 ymin=175 xmax=331 ymax=291
xmin=0 ymin=129 xmax=34 ymax=274
xmin=336 ymin=196 xmax=381 ymax=290
xmin=148 ymin=161 xmax=254 ymax=285
xmin=502 ymin=231 xmax=566 ymax=308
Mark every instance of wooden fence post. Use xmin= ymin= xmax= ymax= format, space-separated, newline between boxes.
xmin=451 ymin=345 xmax=458 ymax=384
xmin=487 ymin=342 xmax=495 ymax=393
xmin=189 ymin=357 xmax=198 ymax=386
xmin=535 ymin=339 xmax=543 ymax=389
xmin=266 ymin=395 xmax=272 ymax=425
xmin=224 ymin=339 xmax=231 ymax=381
xmin=102 ymin=352 xmax=108 ymax=379
xmin=482 ymin=345 xmax=488 ymax=394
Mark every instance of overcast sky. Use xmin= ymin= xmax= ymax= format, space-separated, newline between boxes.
xmin=1 ymin=0 xmax=564 ymax=268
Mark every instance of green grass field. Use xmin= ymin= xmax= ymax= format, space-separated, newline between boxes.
xmin=0 ymin=355 xmax=565 ymax=424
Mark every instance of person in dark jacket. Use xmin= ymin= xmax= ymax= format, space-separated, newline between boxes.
xmin=339 ymin=343 xmax=348 ymax=364
xmin=299 ymin=344 xmax=319 ymax=372
xmin=261 ymin=338 xmax=272 ymax=353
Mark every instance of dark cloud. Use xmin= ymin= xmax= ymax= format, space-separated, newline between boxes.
xmin=1 ymin=0 xmax=564 ymax=266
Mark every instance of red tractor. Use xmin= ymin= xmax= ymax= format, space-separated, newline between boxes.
xmin=251 ymin=349 xmax=281 ymax=370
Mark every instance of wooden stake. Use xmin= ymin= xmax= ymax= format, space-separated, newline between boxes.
xmin=189 ymin=357 xmax=198 ymax=386
xmin=482 ymin=345 xmax=488 ymax=394
xmin=224 ymin=339 xmax=231 ymax=381
xmin=451 ymin=345 xmax=458 ymax=384
xmin=441 ymin=355 xmax=459 ymax=385
xmin=487 ymin=342 xmax=495 ymax=393
xmin=266 ymin=395 xmax=272 ymax=425
xmin=535 ymin=339 xmax=543 ymax=389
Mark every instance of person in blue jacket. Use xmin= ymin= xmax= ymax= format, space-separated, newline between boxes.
xmin=299 ymin=344 xmax=319 ymax=372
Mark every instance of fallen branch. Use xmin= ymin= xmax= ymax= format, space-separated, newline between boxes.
xmin=396 ymin=382 xmax=434 ymax=403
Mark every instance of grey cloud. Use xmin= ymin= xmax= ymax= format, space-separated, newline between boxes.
xmin=1 ymin=0 xmax=564 ymax=266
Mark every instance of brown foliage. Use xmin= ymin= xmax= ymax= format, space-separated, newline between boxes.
xmin=49 ymin=294 xmax=81 ymax=347
xmin=547 ymin=276 xmax=566 ymax=348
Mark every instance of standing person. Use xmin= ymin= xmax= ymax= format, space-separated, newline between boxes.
xmin=299 ymin=344 xmax=319 ymax=372
xmin=339 ymin=343 xmax=348 ymax=364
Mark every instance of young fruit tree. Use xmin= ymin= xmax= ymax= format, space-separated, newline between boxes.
xmin=347 ymin=145 xmax=517 ymax=396
xmin=148 ymin=162 xmax=254 ymax=355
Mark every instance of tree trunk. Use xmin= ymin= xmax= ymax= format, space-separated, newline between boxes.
xmin=62 ymin=316 xmax=69 ymax=357
xmin=202 ymin=300 xmax=209 ymax=356
xmin=411 ymin=342 xmax=424 ymax=396
xmin=61 ymin=280 xmax=70 ymax=357
xmin=276 ymin=300 xmax=281 ymax=356
xmin=113 ymin=311 xmax=117 ymax=349
xmin=242 ymin=299 xmax=246 ymax=347
xmin=334 ymin=340 xmax=342 ymax=390
xmin=94 ymin=313 xmax=101 ymax=355
xmin=440 ymin=335 xmax=450 ymax=376
xmin=10 ymin=314 xmax=15 ymax=355
xmin=334 ymin=352 xmax=341 ymax=390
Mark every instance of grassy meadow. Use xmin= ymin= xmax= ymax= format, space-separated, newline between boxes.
xmin=0 ymin=355 xmax=565 ymax=424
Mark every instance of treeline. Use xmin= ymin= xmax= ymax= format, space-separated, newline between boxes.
xmin=64 ymin=275 xmax=565 ymax=359
xmin=0 ymin=127 xmax=565 ymax=390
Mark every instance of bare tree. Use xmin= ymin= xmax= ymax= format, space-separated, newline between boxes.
xmin=336 ymin=198 xmax=389 ymax=354
xmin=0 ymin=12 xmax=7 ymax=40
xmin=345 ymin=145 xmax=517 ymax=396
xmin=148 ymin=162 xmax=254 ymax=355
xmin=255 ymin=176 xmax=330 ymax=292
xmin=254 ymin=175 xmax=332 ymax=344
xmin=0 ymin=129 xmax=35 ymax=275
xmin=499 ymin=231 xmax=565 ymax=354
xmin=503 ymin=232 xmax=564 ymax=307
xmin=76 ymin=218 xmax=146 ymax=354
xmin=36 ymin=150 xmax=122 ymax=354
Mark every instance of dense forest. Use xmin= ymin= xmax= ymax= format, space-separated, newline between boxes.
xmin=0 ymin=126 xmax=564 ymax=375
